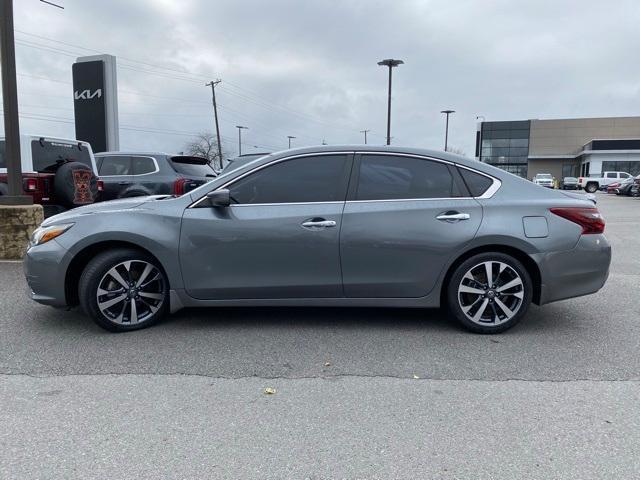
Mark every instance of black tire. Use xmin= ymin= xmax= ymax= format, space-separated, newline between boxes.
xmin=79 ymin=248 xmax=168 ymax=332
xmin=446 ymin=252 xmax=533 ymax=334
xmin=54 ymin=161 xmax=99 ymax=208
xmin=585 ymin=182 xmax=598 ymax=193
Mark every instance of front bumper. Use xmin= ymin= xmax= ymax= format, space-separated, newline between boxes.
xmin=535 ymin=234 xmax=611 ymax=305
xmin=23 ymin=239 xmax=70 ymax=307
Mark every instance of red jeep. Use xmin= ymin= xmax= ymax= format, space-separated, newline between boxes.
xmin=0 ymin=135 xmax=103 ymax=217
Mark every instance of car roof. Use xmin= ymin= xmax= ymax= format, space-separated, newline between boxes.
xmin=94 ymin=151 xmax=173 ymax=157
xmin=218 ymin=144 xmax=527 ymax=183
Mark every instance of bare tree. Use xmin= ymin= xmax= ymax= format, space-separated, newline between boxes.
xmin=447 ymin=146 xmax=466 ymax=156
xmin=184 ymin=132 xmax=223 ymax=171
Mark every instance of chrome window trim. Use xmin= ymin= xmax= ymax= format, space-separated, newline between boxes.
xmin=96 ymin=154 xmax=160 ymax=177
xmin=355 ymin=151 xmax=501 ymax=201
xmin=354 ymin=151 xmax=454 ymax=166
xmin=188 ymin=151 xmax=502 ymax=208
xmin=189 ymin=151 xmax=352 ymax=208
xmin=346 ymin=197 xmax=472 ymax=204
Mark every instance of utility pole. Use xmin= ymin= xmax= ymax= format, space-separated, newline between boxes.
xmin=206 ymin=80 xmax=223 ymax=170
xmin=360 ymin=129 xmax=370 ymax=144
xmin=377 ymin=59 xmax=403 ymax=146
xmin=287 ymin=135 xmax=296 ymax=149
xmin=0 ymin=0 xmax=30 ymax=205
xmin=236 ymin=125 xmax=248 ymax=156
xmin=441 ymin=110 xmax=455 ymax=152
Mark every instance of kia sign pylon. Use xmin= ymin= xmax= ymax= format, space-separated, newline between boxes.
xmin=72 ymin=54 xmax=119 ymax=153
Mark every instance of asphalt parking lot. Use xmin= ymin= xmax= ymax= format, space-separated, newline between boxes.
xmin=1 ymin=192 xmax=639 ymax=479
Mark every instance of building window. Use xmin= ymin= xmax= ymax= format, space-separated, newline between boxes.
xmin=479 ymin=121 xmax=530 ymax=175
xmin=602 ymin=161 xmax=640 ymax=176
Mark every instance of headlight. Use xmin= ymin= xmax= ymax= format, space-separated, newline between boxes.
xmin=30 ymin=223 xmax=74 ymax=247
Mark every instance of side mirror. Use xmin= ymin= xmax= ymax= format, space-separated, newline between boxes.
xmin=206 ymin=189 xmax=231 ymax=207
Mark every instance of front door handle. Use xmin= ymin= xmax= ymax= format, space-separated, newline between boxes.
xmin=301 ymin=219 xmax=337 ymax=229
xmin=436 ymin=211 xmax=470 ymax=222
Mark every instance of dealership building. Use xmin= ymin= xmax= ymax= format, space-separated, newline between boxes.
xmin=475 ymin=116 xmax=640 ymax=180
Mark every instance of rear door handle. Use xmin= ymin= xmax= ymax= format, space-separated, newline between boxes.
xmin=436 ymin=212 xmax=470 ymax=222
xmin=301 ymin=219 xmax=337 ymax=229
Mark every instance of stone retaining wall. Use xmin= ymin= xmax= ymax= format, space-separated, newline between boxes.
xmin=0 ymin=205 xmax=44 ymax=260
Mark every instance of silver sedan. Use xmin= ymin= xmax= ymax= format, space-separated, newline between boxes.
xmin=24 ymin=146 xmax=611 ymax=333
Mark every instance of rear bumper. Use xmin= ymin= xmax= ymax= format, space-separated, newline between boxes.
xmin=23 ymin=239 xmax=70 ymax=307
xmin=535 ymin=234 xmax=611 ymax=305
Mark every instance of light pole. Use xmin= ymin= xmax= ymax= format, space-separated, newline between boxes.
xmin=236 ymin=125 xmax=248 ymax=156
xmin=441 ymin=110 xmax=455 ymax=152
xmin=206 ymin=80 xmax=223 ymax=170
xmin=360 ymin=129 xmax=370 ymax=144
xmin=0 ymin=0 xmax=30 ymax=205
xmin=377 ymin=58 xmax=403 ymax=145
xmin=287 ymin=136 xmax=296 ymax=149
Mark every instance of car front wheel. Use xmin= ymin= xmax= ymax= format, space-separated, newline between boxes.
xmin=446 ymin=252 xmax=533 ymax=334
xmin=79 ymin=249 xmax=168 ymax=332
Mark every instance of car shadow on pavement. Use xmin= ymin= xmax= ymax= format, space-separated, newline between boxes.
xmin=159 ymin=303 xmax=565 ymax=335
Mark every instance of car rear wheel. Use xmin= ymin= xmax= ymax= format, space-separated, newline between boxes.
xmin=79 ymin=249 xmax=168 ymax=332
xmin=446 ymin=252 xmax=533 ymax=334
xmin=585 ymin=183 xmax=598 ymax=193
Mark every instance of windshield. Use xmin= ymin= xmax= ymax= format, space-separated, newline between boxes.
xmin=169 ymin=156 xmax=216 ymax=177
xmin=537 ymin=174 xmax=552 ymax=179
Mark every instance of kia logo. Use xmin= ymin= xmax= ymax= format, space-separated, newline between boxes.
xmin=74 ymin=89 xmax=102 ymax=100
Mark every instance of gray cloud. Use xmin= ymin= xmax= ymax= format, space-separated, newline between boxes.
xmin=8 ymin=0 xmax=640 ymax=157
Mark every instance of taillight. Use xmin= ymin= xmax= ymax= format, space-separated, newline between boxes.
xmin=97 ymin=180 xmax=104 ymax=192
xmin=550 ymin=207 xmax=605 ymax=234
xmin=173 ymin=178 xmax=187 ymax=196
xmin=24 ymin=178 xmax=37 ymax=192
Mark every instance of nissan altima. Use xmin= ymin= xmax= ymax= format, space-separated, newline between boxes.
xmin=24 ymin=146 xmax=611 ymax=333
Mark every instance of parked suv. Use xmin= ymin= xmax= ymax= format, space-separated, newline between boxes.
xmin=532 ymin=173 xmax=555 ymax=188
xmin=0 ymin=135 xmax=101 ymax=217
xmin=95 ymin=152 xmax=216 ymax=200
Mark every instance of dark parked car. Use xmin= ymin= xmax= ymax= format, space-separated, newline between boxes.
xmin=561 ymin=177 xmax=579 ymax=190
xmin=95 ymin=152 xmax=216 ymax=200
xmin=615 ymin=175 xmax=640 ymax=196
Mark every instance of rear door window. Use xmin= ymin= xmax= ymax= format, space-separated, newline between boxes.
xmin=169 ymin=156 xmax=216 ymax=177
xmin=31 ymin=140 xmax=93 ymax=173
xmin=355 ymin=155 xmax=461 ymax=200
xmin=131 ymin=156 xmax=157 ymax=175
xmin=98 ymin=156 xmax=131 ymax=176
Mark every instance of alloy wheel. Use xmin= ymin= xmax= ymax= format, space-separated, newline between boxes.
xmin=96 ymin=260 xmax=165 ymax=325
xmin=457 ymin=261 xmax=525 ymax=326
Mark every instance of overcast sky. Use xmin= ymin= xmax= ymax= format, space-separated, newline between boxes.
xmin=7 ymin=0 xmax=640 ymax=157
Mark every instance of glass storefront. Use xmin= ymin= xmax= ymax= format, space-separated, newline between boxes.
xmin=602 ymin=160 xmax=640 ymax=176
xmin=479 ymin=121 xmax=530 ymax=178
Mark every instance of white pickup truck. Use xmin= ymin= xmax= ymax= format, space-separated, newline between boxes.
xmin=578 ymin=171 xmax=633 ymax=193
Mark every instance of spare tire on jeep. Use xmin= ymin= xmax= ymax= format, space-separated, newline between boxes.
xmin=53 ymin=161 xmax=99 ymax=208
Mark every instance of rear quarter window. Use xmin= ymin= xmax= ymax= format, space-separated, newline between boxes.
xmin=169 ymin=156 xmax=215 ymax=177
xmin=458 ymin=167 xmax=493 ymax=197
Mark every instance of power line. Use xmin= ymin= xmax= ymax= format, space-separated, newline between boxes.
xmin=14 ymin=29 xmax=381 ymax=139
